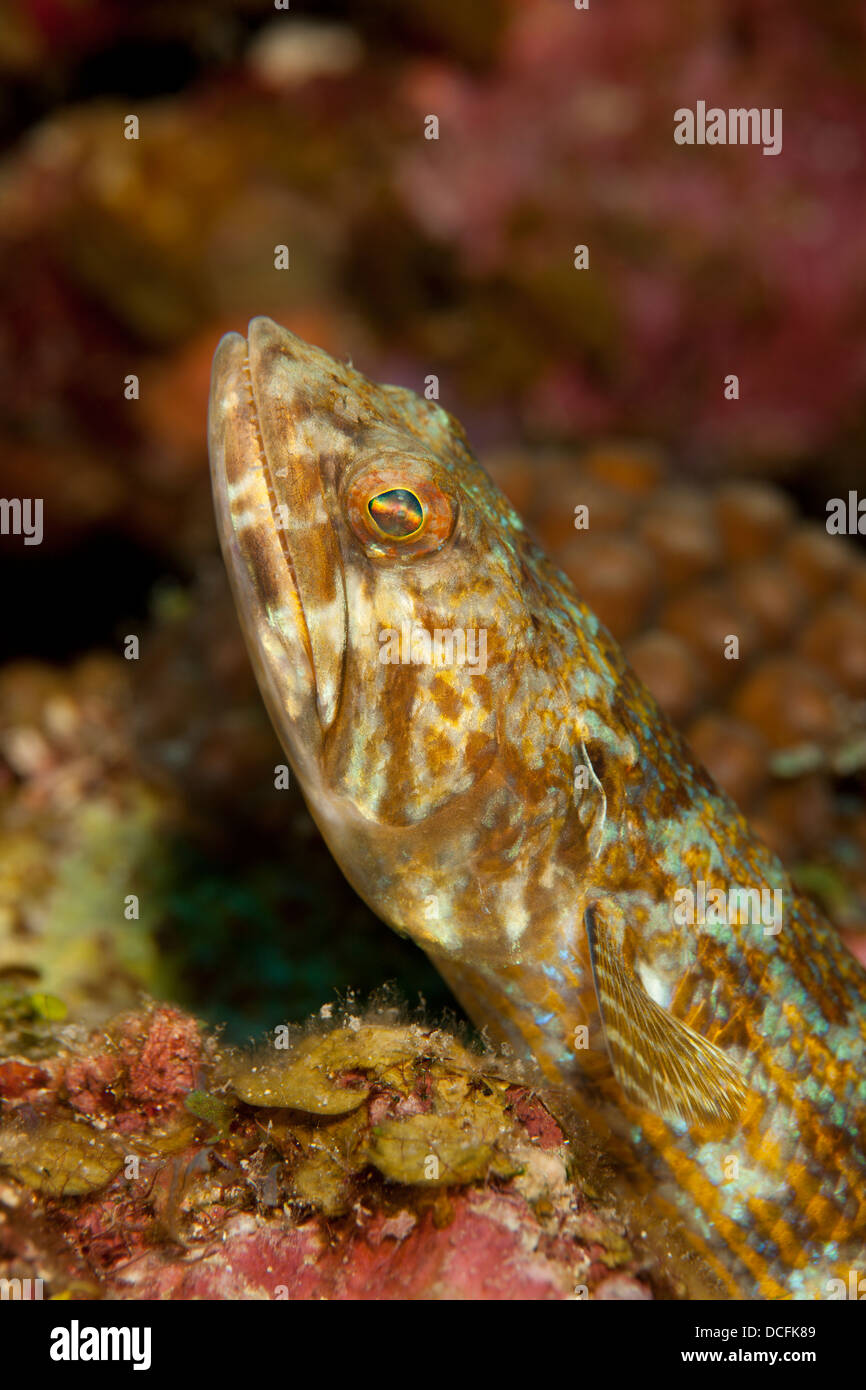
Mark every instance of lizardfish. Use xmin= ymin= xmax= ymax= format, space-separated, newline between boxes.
xmin=208 ymin=316 xmax=866 ymax=1299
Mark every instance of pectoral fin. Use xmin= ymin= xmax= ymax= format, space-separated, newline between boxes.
xmin=585 ymin=906 xmax=747 ymax=1126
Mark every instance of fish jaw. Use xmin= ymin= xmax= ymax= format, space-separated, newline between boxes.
xmin=207 ymin=319 xmax=349 ymax=784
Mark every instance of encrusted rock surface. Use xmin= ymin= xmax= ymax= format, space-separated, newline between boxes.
xmin=0 ymin=1000 xmax=675 ymax=1300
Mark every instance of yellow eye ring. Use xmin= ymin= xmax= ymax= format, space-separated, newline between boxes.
xmin=346 ymin=466 xmax=456 ymax=558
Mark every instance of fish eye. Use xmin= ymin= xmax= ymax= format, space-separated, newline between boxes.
xmin=367 ymin=488 xmax=424 ymax=539
xmin=346 ymin=466 xmax=456 ymax=558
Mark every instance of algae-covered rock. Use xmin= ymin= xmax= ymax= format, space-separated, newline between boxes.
xmin=229 ymin=1022 xmax=472 ymax=1115
xmin=291 ymin=1150 xmax=352 ymax=1216
xmin=230 ymin=1021 xmax=529 ymax=1193
xmin=366 ymin=1110 xmax=519 ymax=1186
xmin=0 ymin=1002 xmax=682 ymax=1299
xmin=230 ymin=1033 xmax=373 ymax=1115
xmin=0 ymin=1117 xmax=123 ymax=1197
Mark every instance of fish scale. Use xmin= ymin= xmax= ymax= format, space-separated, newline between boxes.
xmin=208 ymin=316 xmax=866 ymax=1299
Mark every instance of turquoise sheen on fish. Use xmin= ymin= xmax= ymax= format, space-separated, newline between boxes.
xmin=208 ymin=317 xmax=866 ymax=1299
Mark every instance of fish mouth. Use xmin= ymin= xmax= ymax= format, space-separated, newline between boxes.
xmin=207 ymin=317 xmax=348 ymax=750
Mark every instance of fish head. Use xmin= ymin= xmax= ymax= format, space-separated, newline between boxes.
xmin=208 ymin=317 xmax=592 ymax=961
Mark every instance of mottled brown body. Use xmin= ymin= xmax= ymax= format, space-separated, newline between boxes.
xmin=208 ymin=318 xmax=866 ymax=1299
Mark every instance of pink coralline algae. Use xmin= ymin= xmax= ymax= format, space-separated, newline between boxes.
xmin=115 ymin=1192 xmax=619 ymax=1301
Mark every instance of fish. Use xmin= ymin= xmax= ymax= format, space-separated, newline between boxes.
xmin=207 ymin=315 xmax=866 ymax=1299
